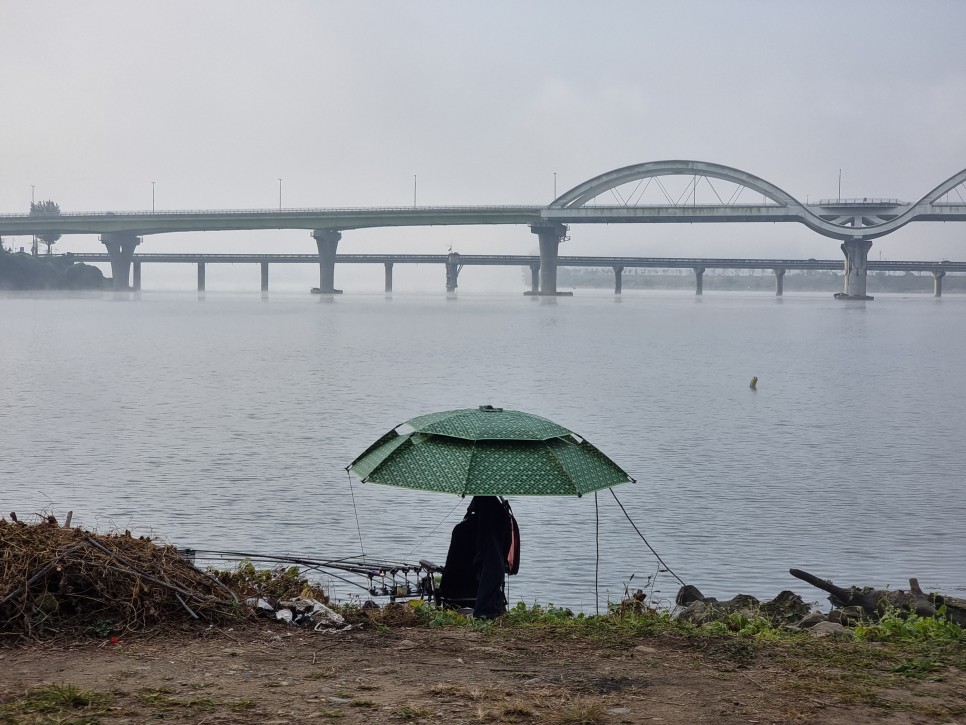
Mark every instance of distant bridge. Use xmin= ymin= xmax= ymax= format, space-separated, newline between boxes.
xmin=6 ymin=160 xmax=966 ymax=298
xmin=66 ymin=252 xmax=966 ymax=297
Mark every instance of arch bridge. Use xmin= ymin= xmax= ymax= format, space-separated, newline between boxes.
xmin=2 ymin=160 xmax=964 ymax=298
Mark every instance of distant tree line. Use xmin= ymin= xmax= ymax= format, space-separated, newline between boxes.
xmin=29 ymin=199 xmax=62 ymax=256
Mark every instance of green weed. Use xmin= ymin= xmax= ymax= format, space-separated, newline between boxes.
xmin=891 ymin=658 xmax=946 ymax=677
xmin=853 ymin=608 xmax=965 ymax=643
xmin=0 ymin=683 xmax=111 ymax=721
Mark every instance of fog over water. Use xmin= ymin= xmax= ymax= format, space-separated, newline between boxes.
xmin=2 ymin=290 xmax=964 ymax=611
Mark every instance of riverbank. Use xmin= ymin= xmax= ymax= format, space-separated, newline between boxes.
xmin=1 ymin=521 xmax=963 ymax=723
xmin=2 ymin=611 xmax=964 ymax=724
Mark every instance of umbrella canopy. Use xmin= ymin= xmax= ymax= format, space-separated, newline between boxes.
xmin=348 ymin=406 xmax=635 ymax=497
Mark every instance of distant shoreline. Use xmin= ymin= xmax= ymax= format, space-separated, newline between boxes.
xmin=0 ymin=250 xmax=107 ymax=291
xmin=555 ymin=268 xmax=965 ymax=294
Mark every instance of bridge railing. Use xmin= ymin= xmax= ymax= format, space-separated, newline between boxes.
xmin=0 ymin=205 xmax=544 ymax=219
xmin=816 ymin=198 xmax=905 ymax=205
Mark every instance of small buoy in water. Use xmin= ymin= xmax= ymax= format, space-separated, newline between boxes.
xmin=749 ymin=376 xmax=758 ymax=390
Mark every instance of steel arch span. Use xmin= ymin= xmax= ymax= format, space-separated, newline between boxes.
xmin=545 ymin=160 xmax=966 ymax=241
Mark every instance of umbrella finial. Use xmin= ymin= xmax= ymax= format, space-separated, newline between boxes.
xmin=478 ymin=405 xmax=504 ymax=413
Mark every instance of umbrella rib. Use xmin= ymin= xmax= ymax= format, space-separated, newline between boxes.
xmin=460 ymin=440 xmax=477 ymax=497
xmin=547 ymin=439 xmax=580 ymax=497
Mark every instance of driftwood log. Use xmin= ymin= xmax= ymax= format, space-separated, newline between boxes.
xmin=790 ymin=568 xmax=966 ymax=627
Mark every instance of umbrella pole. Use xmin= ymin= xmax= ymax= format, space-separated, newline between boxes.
xmin=595 ymin=492 xmax=600 ymax=615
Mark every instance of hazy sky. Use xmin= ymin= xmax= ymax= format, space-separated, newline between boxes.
xmin=2 ymin=1 xmax=965 ymax=290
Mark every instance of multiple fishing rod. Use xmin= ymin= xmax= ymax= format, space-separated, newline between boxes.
xmin=181 ymin=548 xmax=442 ymax=601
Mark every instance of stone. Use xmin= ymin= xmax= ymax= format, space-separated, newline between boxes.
xmin=718 ymin=594 xmax=761 ymax=612
xmin=675 ymin=584 xmax=705 ymax=606
xmin=827 ymin=606 xmax=864 ymax=626
xmin=796 ymin=612 xmax=827 ymax=629
xmin=808 ymin=621 xmax=847 ymax=638
xmin=760 ymin=590 xmax=812 ymax=624
xmin=677 ymin=600 xmax=711 ymax=625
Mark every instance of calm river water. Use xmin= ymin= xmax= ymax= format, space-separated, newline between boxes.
xmin=2 ymin=289 xmax=964 ymax=611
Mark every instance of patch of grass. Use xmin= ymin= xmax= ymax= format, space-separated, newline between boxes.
xmin=231 ymin=698 xmax=256 ymax=710
xmin=698 ymin=637 xmax=759 ymax=667
xmin=394 ymin=703 xmax=433 ymax=719
xmin=549 ymin=700 xmax=606 ymax=725
xmin=428 ymin=683 xmax=463 ymax=697
xmin=181 ymin=696 xmax=220 ymax=711
xmin=320 ymin=708 xmax=345 ymax=718
xmin=339 ymin=601 xmax=426 ymax=628
xmin=502 ymin=701 xmax=534 ymax=716
xmin=140 ymin=685 xmax=175 ymax=696
xmin=0 ymin=683 xmax=111 ymax=722
xmin=349 ymin=698 xmax=378 ymax=708
xmin=892 ymin=658 xmax=946 ymax=678
xmin=473 ymin=704 xmax=494 ymax=721
xmin=136 ymin=687 xmax=220 ymax=713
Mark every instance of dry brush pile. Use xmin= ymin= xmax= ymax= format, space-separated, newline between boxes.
xmin=0 ymin=515 xmax=241 ymax=637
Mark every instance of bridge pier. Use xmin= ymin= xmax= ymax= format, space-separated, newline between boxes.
xmin=445 ymin=253 xmax=461 ymax=292
xmin=528 ymin=264 xmax=540 ymax=294
xmin=694 ymin=267 xmax=705 ymax=296
xmin=132 ymin=262 xmax=142 ymax=291
xmin=312 ymin=229 xmax=342 ymax=294
xmin=197 ymin=262 xmax=206 ymax=292
xmin=839 ymin=238 xmax=874 ymax=300
xmin=774 ymin=268 xmax=785 ymax=297
xmin=933 ymin=270 xmax=946 ymax=297
xmin=260 ymin=262 xmax=269 ymax=292
xmin=384 ymin=263 xmax=394 ymax=293
xmin=529 ymin=222 xmax=571 ymax=295
xmin=100 ymin=232 xmax=141 ymax=290
xmin=613 ymin=265 xmax=624 ymax=294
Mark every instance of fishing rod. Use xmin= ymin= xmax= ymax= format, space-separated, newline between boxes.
xmin=184 ymin=548 xmax=442 ymax=599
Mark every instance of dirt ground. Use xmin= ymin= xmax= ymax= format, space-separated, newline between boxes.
xmin=1 ymin=621 xmax=964 ymax=725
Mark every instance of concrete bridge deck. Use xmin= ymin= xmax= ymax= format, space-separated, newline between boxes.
xmin=63 ymin=252 xmax=965 ymax=298
xmin=66 ymin=251 xmax=966 ymax=272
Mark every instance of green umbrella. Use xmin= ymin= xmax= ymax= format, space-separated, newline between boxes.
xmin=348 ymin=406 xmax=635 ymax=497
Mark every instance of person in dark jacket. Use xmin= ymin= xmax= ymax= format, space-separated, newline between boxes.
xmin=467 ymin=496 xmax=512 ymax=619
xmin=437 ymin=496 xmax=515 ymax=619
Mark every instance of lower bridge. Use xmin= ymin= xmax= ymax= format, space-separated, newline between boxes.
xmin=64 ymin=252 xmax=966 ymax=297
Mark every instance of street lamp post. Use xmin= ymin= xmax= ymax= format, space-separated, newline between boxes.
xmin=278 ymin=178 xmax=283 ymax=211
xmin=152 ymin=181 xmax=156 ymax=213
xmin=30 ymin=185 xmax=36 ymax=256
